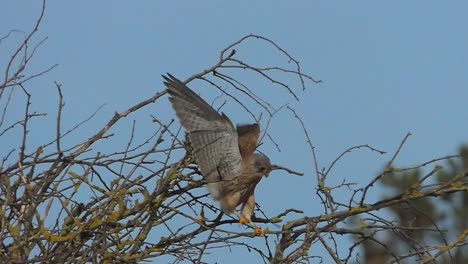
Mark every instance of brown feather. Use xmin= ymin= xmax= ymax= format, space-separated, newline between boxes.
xmin=237 ymin=123 xmax=260 ymax=159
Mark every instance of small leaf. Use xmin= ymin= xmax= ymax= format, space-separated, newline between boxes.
xmin=358 ymin=219 xmax=366 ymax=229
xmin=36 ymin=146 xmax=44 ymax=156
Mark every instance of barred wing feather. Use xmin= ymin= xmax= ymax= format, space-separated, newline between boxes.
xmin=163 ymin=74 xmax=243 ymax=185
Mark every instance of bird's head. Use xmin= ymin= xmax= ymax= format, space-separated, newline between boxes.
xmin=252 ymin=153 xmax=272 ymax=177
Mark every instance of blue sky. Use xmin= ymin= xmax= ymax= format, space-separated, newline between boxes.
xmin=2 ymin=1 xmax=468 ymax=263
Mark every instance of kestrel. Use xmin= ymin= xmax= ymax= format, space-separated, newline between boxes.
xmin=163 ymin=74 xmax=273 ymax=235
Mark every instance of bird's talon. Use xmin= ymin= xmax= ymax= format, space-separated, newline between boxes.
xmin=239 ymin=217 xmax=249 ymax=225
xmin=254 ymin=227 xmax=265 ymax=237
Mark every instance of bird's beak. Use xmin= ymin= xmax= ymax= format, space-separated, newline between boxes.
xmin=270 ymin=164 xmax=304 ymax=176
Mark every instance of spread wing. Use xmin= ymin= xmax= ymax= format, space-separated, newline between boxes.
xmin=163 ymin=74 xmax=243 ymax=182
xmin=236 ymin=123 xmax=260 ymax=159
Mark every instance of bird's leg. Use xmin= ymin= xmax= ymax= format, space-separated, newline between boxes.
xmin=238 ymin=194 xmax=264 ymax=236
xmin=248 ymin=220 xmax=265 ymax=237
xmin=235 ymin=211 xmax=264 ymax=236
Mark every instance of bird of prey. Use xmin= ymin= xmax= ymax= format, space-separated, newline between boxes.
xmin=163 ymin=74 xmax=273 ymax=235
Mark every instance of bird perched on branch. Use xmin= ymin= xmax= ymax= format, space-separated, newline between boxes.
xmin=163 ymin=73 xmax=274 ymax=236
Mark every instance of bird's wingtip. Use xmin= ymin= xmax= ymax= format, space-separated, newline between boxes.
xmin=162 ymin=73 xmax=177 ymax=82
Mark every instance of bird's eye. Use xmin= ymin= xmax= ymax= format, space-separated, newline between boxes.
xmin=259 ymin=166 xmax=266 ymax=172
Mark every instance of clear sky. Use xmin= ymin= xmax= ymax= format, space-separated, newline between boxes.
xmin=2 ymin=1 xmax=468 ymax=263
